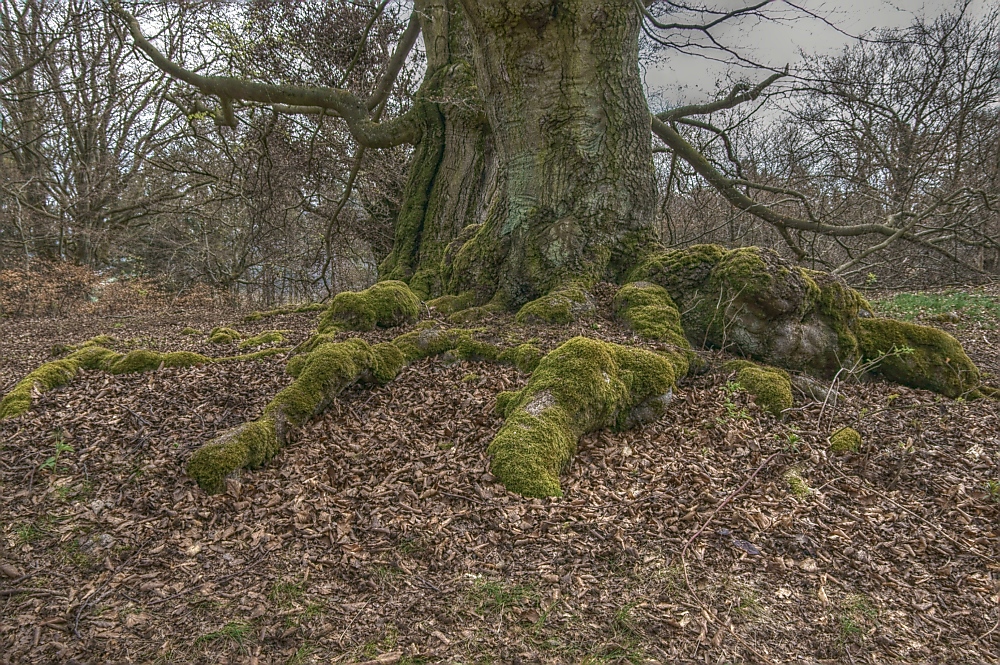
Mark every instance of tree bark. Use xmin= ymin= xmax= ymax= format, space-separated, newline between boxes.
xmin=409 ymin=0 xmax=659 ymax=307
xmin=377 ymin=0 xmax=495 ymax=299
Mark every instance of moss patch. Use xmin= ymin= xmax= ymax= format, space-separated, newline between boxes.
xmin=829 ymin=427 xmax=862 ymax=455
xmin=51 ymin=335 xmax=115 ymax=357
xmin=109 ymin=350 xmax=210 ymax=374
xmin=515 ymin=283 xmax=594 ymax=325
xmin=180 ymin=327 xmax=202 ymax=336
xmin=318 ymin=281 xmax=421 ymax=333
xmin=857 ymin=317 xmax=979 ymax=397
xmin=427 ymin=291 xmax=476 ymax=315
xmin=238 ymin=330 xmax=289 ymax=349
xmin=187 ymin=418 xmax=280 ymax=494
xmin=488 ymin=337 xmax=684 ymax=498
xmin=208 ymin=327 xmax=241 ymax=344
xmin=724 ymin=359 xmax=793 ymax=417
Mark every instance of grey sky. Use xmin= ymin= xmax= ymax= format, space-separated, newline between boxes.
xmin=645 ymin=0 xmax=992 ymax=108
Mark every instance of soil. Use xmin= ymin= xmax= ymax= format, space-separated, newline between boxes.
xmin=1 ymin=294 xmax=999 ymax=664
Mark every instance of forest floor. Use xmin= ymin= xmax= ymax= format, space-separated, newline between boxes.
xmin=2 ymin=284 xmax=1000 ymax=665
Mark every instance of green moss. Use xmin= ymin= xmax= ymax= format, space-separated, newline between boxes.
xmin=488 ymin=337 xmax=683 ymax=497
xmin=723 ymin=359 xmax=793 ymax=417
xmin=208 ymin=327 xmax=241 ymax=344
xmin=238 ymin=330 xmax=288 ymax=349
xmin=180 ymin=327 xmax=202 ymax=336
xmin=317 ymin=281 xmax=421 ymax=333
xmin=187 ymin=417 xmax=279 ymax=494
xmin=785 ymin=469 xmax=811 ymax=498
xmin=498 ymin=344 xmax=544 ymax=373
xmin=51 ymin=334 xmax=116 ymax=356
xmin=626 ymin=244 xmax=728 ymax=300
xmin=613 ymin=281 xmax=694 ymax=375
xmin=189 ymin=337 xmax=407 ymax=494
xmin=268 ymin=338 xmax=376 ymax=426
xmin=448 ymin=304 xmax=500 ymax=324
xmin=244 ymin=302 xmax=327 ymax=322
xmin=109 ymin=349 xmax=210 ymax=374
xmin=371 ymin=342 xmax=406 ymax=384
xmin=286 ymin=354 xmax=308 ymax=378
xmin=427 ymin=291 xmax=476 ymax=315
xmin=515 ymin=283 xmax=593 ymax=325
xmin=829 ymin=427 xmax=862 ymax=455
xmin=857 ymin=317 xmax=979 ymax=397
xmin=408 ymin=269 xmax=440 ymax=300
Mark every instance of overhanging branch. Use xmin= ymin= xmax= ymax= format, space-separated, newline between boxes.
xmin=108 ymin=1 xmax=421 ymax=148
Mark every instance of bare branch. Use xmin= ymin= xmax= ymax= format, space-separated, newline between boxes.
xmin=108 ymin=1 xmax=421 ymax=148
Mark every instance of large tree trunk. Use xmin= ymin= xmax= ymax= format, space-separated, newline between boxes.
xmin=377 ymin=0 xmax=495 ymax=299
xmin=384 ymin=0 xmax=658 ymax=307
xmin=447 ymin=0 xmax=657 ymax=307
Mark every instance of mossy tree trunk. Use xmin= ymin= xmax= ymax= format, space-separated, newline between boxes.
xmin=378 ymin=0 xmax=495 ymax=300
xmin=383 ymin=0 xmax=658 ymax=307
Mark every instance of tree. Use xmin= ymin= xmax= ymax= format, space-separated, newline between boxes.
xmin=18 ymin=0 xmax=984 ymax=497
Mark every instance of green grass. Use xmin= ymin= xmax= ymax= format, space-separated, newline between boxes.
xmin=268 ymin=579 xmax=306 ymax=607
xmin=194 ymin=621 xmax=252 ymax=649
xmin=469 ymin=578 xmax=537 ymax=614
xmin=872 ymin=289 xmax=1000 ymax=328
xmin=837 ymin=594 xmax=878 ymax=642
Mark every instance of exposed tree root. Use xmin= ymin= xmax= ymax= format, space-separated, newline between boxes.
xmin=0 ymin=337 xmax=288 ymax=421
xmin=489 ymin=337 xmax=685 ymax=497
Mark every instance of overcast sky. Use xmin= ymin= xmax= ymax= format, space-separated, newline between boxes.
xmin=644 ymin=0 xmax=994 ymax=108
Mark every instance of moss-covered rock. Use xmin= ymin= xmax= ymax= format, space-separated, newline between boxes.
xmin=857 ymin=317 xmax=979 ymax=397
xmin=631 ymin=245 xmax=875 ymax=377
xmin=724 ymin=359 xmax=793 ymax=417
xmin=515 ymin=283 xmax=595 ymax=325
xmin=318 ymin=280 xmax=421 ymax=333
xmin=238 ymin=330 xmax=288 ymax=349
xmin=829 ymin=427 xmax=862 ymax=454
xmin=180 ymin=327 xmax=202 ymax=336
xmin=208 ymin=327 xmax=241 ymax=344
xmin=488 ymin=337 xmax=684 ymax=498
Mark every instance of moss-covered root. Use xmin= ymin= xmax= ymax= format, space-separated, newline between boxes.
xmin=187 ymin=418 xmax=280 ymax=494
xmin=613 ymin=281 xmax=697 ymax=376
xmin=857 ymin=317 xmax=980 ymax=398
xmin=208 ymin=326 xmax=241 ymax=344
xmin=723 ymin=360 xmax=793 ymax=417
xmin=317 ymin=280 xmax=421 ymax=333
xmin=391 ymin=323 xmax=542 ymax=372
xmin=515 ymin=283 xmax=595 ymax=325
xmin=0 ymin=344 xmax=210 ymax=420
xmin=187 ymin=338 xmax=404 ymax=494
xmin=238 ymin=330 xmax=289 ymax=349
xmin=488 ymin=337 xmax=683 ymax=498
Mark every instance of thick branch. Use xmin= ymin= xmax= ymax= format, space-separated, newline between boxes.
xmin=657 ymin=69 xmax=786 ymax=121
xmin=110 ymin=2 xmax=420 ymax=148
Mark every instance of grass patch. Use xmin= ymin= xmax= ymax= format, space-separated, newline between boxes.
xmin=469 ymin=577 xmax=537 ymax=615
xmin=837 ymin=594 xmax=878 ymax=642
xmin=195 ymin=621 xmax=252 ymax=650
xmin=268 ymin=579 xmax=306 ymax=607
xmin=872 ymin=289 xmax=1000 ymax=328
